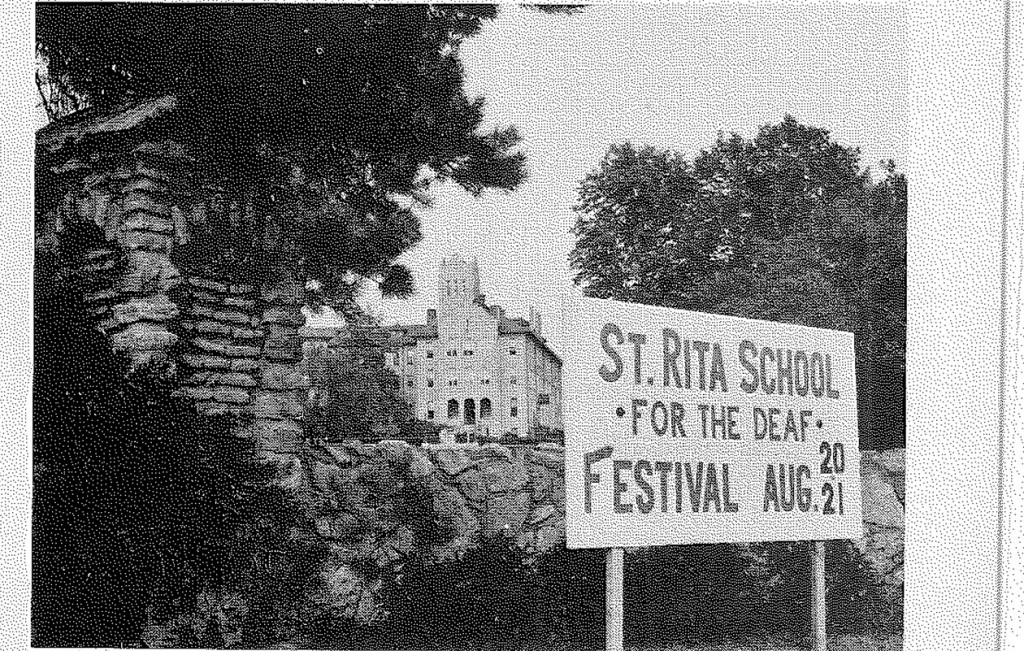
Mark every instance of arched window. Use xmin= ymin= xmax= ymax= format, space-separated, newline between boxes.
xmin=480 ymin=398 xmax=492 ymax=419
xmin=464 ymin=398 xmax=476 ymax=425
xmin=447 ymin=399 xmax=459 ymax=420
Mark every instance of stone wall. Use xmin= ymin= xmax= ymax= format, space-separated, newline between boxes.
xmin=36 ymin=101 xmax=314 ymax=468
xmin=300 ymin=440 xmax=905 ymax=624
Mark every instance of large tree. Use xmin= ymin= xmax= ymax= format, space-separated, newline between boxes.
xmin=36 ymin=3 xmax=536 ymax=297
xmin=570 ymin=119 xmax=906 ymax=449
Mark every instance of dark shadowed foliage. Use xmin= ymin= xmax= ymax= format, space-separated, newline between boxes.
xmin=36 ymin=4 xmax=531 ymax=297
xmin=33 ymin=236 xmax=324 ymax=647
xmin=338 ymin=540 xmax=607 ymax=650
xmin=744 ymin=540 xmax=900 ymax=638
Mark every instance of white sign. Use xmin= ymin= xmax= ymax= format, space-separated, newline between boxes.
xmin=563 ymin=297 xmax=862 ymax=549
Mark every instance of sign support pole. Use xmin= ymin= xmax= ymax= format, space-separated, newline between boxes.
xmin=810 ymin=541 xmax=827 ymax=651
xmin=605 ymin=547 xmax=624 ymax=651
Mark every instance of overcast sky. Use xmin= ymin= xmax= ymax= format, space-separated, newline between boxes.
xmin=360 ymin=4 xmax=908 ymax=355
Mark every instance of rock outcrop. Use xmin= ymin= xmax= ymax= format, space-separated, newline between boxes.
xmin=298 ymin=440 xmax=904 ymax=625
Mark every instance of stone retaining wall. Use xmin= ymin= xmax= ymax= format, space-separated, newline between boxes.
xmin=301 ymin=440 xmax=905 ymax=623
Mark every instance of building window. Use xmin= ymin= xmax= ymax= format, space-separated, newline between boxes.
xmin=407 ymin=379 xmax=413 ymax=388
xmin=480 ymin=398 xmax=492 ymax=419
xmin=448 ymin=379 xmax=458 ymax=387
xmin=427 ymin=410 xmax=434 ymax=420
xmin=464 ymin=398 xmax=476 ymax=425
xmin=426 ymin=350 xmax=434 ymax=359
xmin=464 ymin=349 xmax=473 ymax=356
xmin=427 ymin=379 xmax=434 ymax=388
xmin=448 ymin=399 xmax=459 ymax=419
xmin=509 ymin=348 xmax=517 ymax=355
xmin=510 ymin=377 xmax=517 ymax=385
xmin=510 ymin=398 xmax=518 ymax=417
xmin=538 ymin=393 xmax=550 ymax=405
xmin=481 ymin=378 xmax=490 ymax=385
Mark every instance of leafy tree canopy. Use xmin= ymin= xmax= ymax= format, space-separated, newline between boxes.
xmin=570 ymin=118 xmax=906 ymax=448
xmin=36 ymin=4 xmax=540 ymax=297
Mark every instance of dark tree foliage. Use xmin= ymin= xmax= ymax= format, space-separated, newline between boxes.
xmin=36 ymin=3 xmax=529 ymax=296
xmin=32 ymin=250 xmax=322 ymax=647
xmin=744 ymin=540 xmax=899 ymax=637
xmin=329 ymin=538 xmax=890 ymax=649
xmin=304 ymin=343 xmax=412 ymax=442
xmin=571 ymin=117 xmax=906 ymax=449
xmin=346 ymin=540 xmax=607 ymax=650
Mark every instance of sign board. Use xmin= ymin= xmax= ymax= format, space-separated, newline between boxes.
xmin=563 ymin=297 xmax=862 ymax=549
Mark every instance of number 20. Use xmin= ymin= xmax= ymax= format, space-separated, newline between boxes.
xmin=819 ymin=441 xmax=846 ymax=474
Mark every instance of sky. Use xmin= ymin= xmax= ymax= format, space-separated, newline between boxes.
xmin=358 ymin=3 xmax=908 ymax=356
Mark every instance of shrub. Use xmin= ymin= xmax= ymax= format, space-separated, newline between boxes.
xmin=305 ymin=345 xmax=410 ymax=442
xmin=33 ymin=261 xmax=324 ymax=648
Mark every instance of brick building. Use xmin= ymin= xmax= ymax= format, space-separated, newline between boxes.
xmin=386 ymin=256 xmax=563 ymax=440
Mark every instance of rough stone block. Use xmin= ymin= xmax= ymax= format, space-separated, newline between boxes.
xmin=192 ymin=337 xmax=261 ymax=358
xmin=117 ymin=252 xmax=181 ymax=293
xmin=122 ymin=191 xmax=172 ymax=217
xmin=212 ymin=387 xmax=252 ymax=404
xmin=231 ymin=326 xmax=264 ymax=341
xmin=132 ymin=140 xmax=193 ymax=164
xmin=222 ymin=295 xmax=256 ymax=311
xmin=122 ymin=230 xmax=171 ymax=252
xmin=528 ymin=504 xmax=556 ymax=525
xmin=186 ymin=371 xmax=257 ymax=388
xmin=861 ymin=467 xmax=904 ymax=527
xmin=251 ymin=419 xmax=304 ymax=453
xmin=84 ymin=288 xmax=119 ymax=304
xmin=122 ymin=176 xmax=166 ymax=196
xmin=431 ymin=447 xmax=474 ymax=477
xmin=124 ymin=213 xmax=173 ymax=235
xmin=113 ymin=296 xmax=179 ymax=325
xmin=482 ymin=461 xmax=528 ymax=494
xmin=110 ymin=322 xmax=178 ymax=351
xmin=260 ymin=282 xmax=303 ymax=303
xmin=481 ymin=492 xmax=530 ymax=538
xmin=251 ymin=392 xmax=305 ymax=420
xmin=526 ymin=448 xmax=564 ymax=470
xmin=261 ymin=346 xmax=303 ymax=362
xmin=261 ymin=363 xmax=309 ymax=390
xmin=262 ymin=305 xmax=305 ymax=328
xmin=181 ymin=353 xmax=232 ymax=370
xmin=132 ymin=162 xmax=172 ymax=183
xmin=191 ymin=304 xmax=252 ymax=326
xmin=263 ymin=323 xmax=299 ymax=341
xmin=188 ymin=276 xmax=231 ymax=294
xmin=194 ymin=320 xmax=233 ymax=336
xmin=178 ymin=386 xmax=215 ymax=401
xmin=230 ymin=358 xmax=260 ymax=372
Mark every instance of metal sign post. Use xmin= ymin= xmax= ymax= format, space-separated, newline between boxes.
xmin=605 ymin=547 xmax=624 ymax=651
xmin=810 ymin=541 xmax=827 ymax=651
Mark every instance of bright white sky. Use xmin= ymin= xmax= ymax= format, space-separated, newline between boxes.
xmin=359 ymin=3 xmax=908 ymax=355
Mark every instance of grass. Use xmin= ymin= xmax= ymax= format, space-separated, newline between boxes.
xmin=630 ymin=633 xmax=903 ymax=651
